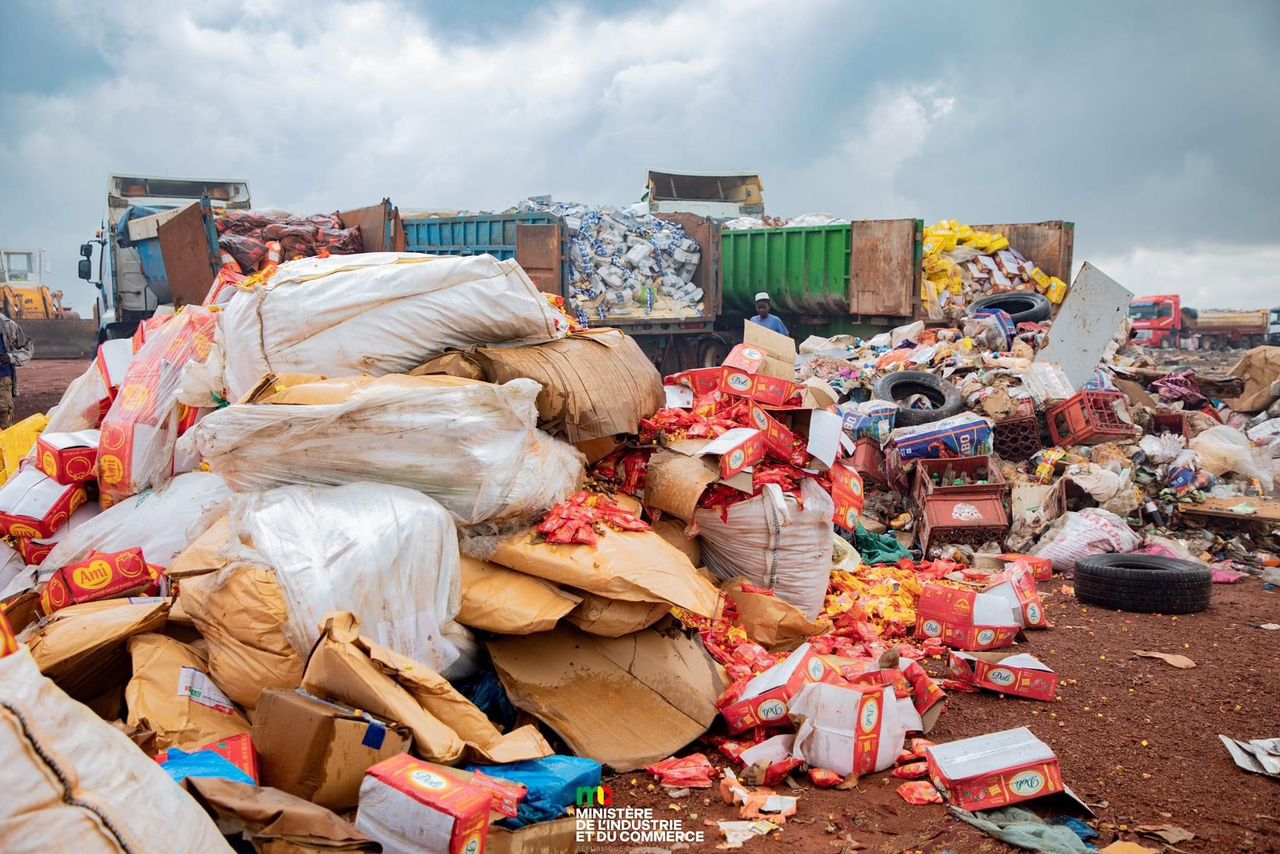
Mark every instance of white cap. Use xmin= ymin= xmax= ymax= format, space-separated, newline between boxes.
xmin=754 ymin=292 xmax=770 ymax=302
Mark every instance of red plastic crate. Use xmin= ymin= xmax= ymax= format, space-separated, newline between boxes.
xmin=850 ymin=438 xmax=886 ymax=487
xmin=1046 ymin=391 xmax=1140 ymax=446
xmin=993 ymin=415 xmax=1042 ymax=461
xmin=918 ymin=492 xmax=1009 ymax=556
xmin=1152 ymin=412 xmax=1190 ymax=441
xmin=912 ymin=455 xmax=1007 ymax=508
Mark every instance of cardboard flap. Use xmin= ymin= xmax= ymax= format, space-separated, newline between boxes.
xmin=183 ymin=777 xmax=377 ymax=849
xmin=644 ymin=449 xmax=720 ymax=522
xmin=487 ymin=626 xmax=727 ymax=772
xmin=742 ymin=320 xmax=797 ymax=379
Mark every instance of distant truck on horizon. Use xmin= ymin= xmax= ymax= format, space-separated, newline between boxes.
xmin=1129 ymin=293 xmax=1279 ymax=349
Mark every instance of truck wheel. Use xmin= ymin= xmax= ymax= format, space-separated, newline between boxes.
xmin=966 ymin=292 xmax=1052 ymax=324
xmin=697 ymin=337 xmax=730 ymax=368
xmin=873 ymin=371 xmax=964 ymax=427
xmin=1073 ymin=554 xmax=1211 ymax=614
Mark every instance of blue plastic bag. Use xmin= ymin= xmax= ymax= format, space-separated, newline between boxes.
xmin=158 ymin=747 xmax=255 ymax=786
xmin=465 ymin=754 xmax=602 ymax=828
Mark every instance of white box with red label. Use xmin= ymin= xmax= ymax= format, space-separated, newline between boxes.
xmin=926 ymin=727 xmax=1065 ymax=810
xmin=788 ymin=682 xmax=906 ymax=777
xmin=948 ymin=651 xmax=1058 ymax=701
xmin=983 ymin=565 xmax=1048 ymax=629
xmin=356 ymin=754 xmax=490 ymax=854
xmin=718 ymin=643 xmax=846 ymax=734
xmin=915 ymin=585 xmax=1021 ymax=651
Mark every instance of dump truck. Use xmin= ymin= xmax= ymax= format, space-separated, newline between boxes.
xmin=1129 ymin=294 xmax=1272 ymax=349
xmin=80 ymin=174 xmax=405 ymax=340
xmin=402 ymin=209 xmax=722 ymax=373
xmin=709 ymin=219 xmax=1075 ymax=359
xmin=0 ymin=248 xmax=97 ymax=358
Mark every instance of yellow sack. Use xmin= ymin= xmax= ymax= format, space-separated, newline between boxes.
xmin=179 ymin=566 xmax=304 ymax=710
xmin=125 ymin=633 xmax=251 ymax=752
xmin=457 ymin=555 xmax=580 ymax=634
xmin=0 ymin=412 xmax=48 ymax=486
xmin=301 ymin=612 xmax=552 ymax=766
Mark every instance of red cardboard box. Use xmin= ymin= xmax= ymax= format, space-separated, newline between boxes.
xmin=926 ymin=727 xmax=1065 ymax=810
xmin=948 ymin=651 xmax=1058 ymax=702
xmin=0 ymin=467 xmax=88 ymax=539
xmin=35 ymin=429 xmax=100 ymax=484
xmin=718 ymin=643 xmax=847 ymax=733
xmin=998 ymin=553 xmax=1053 ymax=582
xmin=719 ymin=367 xmax=804 ymax=407
xmin=16 ymin=538 xmax=53 ymax=566
xmin=747 ymin=401 xmax=798 ymax=460
xmin=16 ymin=504 xmax=101 ymax=566
xmin=722 ymin=343 xmax=768 ymax=374
xmin=40 ymin=547 xmax=162 ymax=614
xmin=915 ymin=586 xmax=1020 ymax=651
xmin=356 ymin=754 xmax=490 ymax=854
xmin=667 ymin=367 xmax=721 ymax=396
xmin=830 ymin=462 xmax=865 ymax=532
xmin=983 ymin=565 xmax=1048 ymax=629
xmin=667 ymin=427 xmax=765 ymax=480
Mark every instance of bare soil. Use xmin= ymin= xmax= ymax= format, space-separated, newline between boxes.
xmin=15 ymin=358 xmax=91 ymax=422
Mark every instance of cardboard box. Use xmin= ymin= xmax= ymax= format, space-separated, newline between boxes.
xmin=948 ymin=651 xmax=1058 ymax=701
xmin=421 ymin=762 xmax=527 ymax=821
xmin=718 ymin=643 xmax=846 ymax=734
xmin=0 ymin=467 xmax=88 ymax=539
xmin=740 ymin=319 xmax=797 ymax=379
xmin=788 ymin=682 xmax=906 ymax=777
xmin=35 ymin=429 xmax=100 ymax=484
xmin=157 ymin=732 xmax=260 ymax=783
xmin=888 ymin=414 xmax=993 ymax=463
xmin=829 ymin=462 xmax=865 ymax=532
xmin=719 ymin=368 xmax=804 ymax=407
xmin=747 ymin=401 xmax=798 ymax=460
xmin=40 ymin=547 xmax=163 ymax=614
xmin=666 ymin=367 xmax=721 ymax=396
xmin=983 ymin=565 xmax=1048 ymax=629
xmin=356 ymin=754 xmax=491 ymax=854
xmin=487 ymin=817 xmax=583 ymax=854
xmin=667 ymin=427 xmax=765 ymax=480
xmin=254 ymin=688 xmax=413 ymax=812
xmin=926 ymin=727 xmax=1065 ymax=810
xmin=998 ymin=554 xmax=1053 ymax=582
xmin=915 ymin=586 xmax=1021 ymax=651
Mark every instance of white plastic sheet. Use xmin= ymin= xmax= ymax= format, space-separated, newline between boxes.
xmin=221 ymin=483 xmax=463 ymax=675
xmin=219 ymin=252 xmax=571 ymax=402
xmin=693 ymin=478 xmax=835 ymax=619
xmin=1191 ymin=425 xmax=1275 ymax=492
xmin=182 ymin=376 xmax=585 ymax=527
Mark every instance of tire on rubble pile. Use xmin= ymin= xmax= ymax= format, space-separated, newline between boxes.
xmin=967 ymin=291 xmax=1053 ymax=324
xmin=1073 ymin=553 xmax=1212 ymax=614
xmin=873 ymin=370 xmax=965 ymax=427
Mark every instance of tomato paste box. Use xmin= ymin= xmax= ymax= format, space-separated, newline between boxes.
xmin=668 ymin=427 xmax=765 ymax=480
xmin=983 ymin=565 xmax=1049 ymax=629
xmin=789 ymin=682 xmax=906 ymax=777
xmin=40 ymin=547 xmax=163 ymax=614
xmin=35 ymin=429 xmax=100 ymax=485
xmin=719 ymin=643 xmax=847 ymax=733
xmin=926 ymin=727 xmax=1065 ymax=810
xmin=998 ymin=553 xmax=1053 ymax=582
xmin=915 ymin=586 xmax=1020 ymax=651
xmin=948 ymin=651 xmax=1058 ymax=702
xmin=0 ymin=466 xmax=89 ymax=540
xmin=356 ymin=754 xmax=490 ymax=854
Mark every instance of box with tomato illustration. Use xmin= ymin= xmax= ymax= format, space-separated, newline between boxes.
xmin=35 ymin=429 xmax=100 ymax=484
xmin=0 ymin=467 xmax=88 ymax=540
xmin=40 ymin=547 xmax=163 ymax=614
xmin=915 ymin=585 xmax=1021 ymax=651
xmin=718 ymin=643 xmax=847 ymax=734
xmin=948 ymin=651 xmax=1058 ymax=702
xmin=356 ymin=754 xmax=490 ymax=854
xmin=926 ymin=727 xmax=1065 ymax=810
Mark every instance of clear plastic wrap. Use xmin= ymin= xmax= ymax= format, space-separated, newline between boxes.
xmin=221 ymin=483 xmax=463 ymax=675
xmin=182 ymin=376 xmax=585 ymax=527
xmin=218 ymin=252 xmax=571 ymax=402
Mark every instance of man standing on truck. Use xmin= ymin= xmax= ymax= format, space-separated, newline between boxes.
xmin=0 ymin=312 xmax=33 ymax=428
xmin=751 ymin=292 xmax=789 ymax=336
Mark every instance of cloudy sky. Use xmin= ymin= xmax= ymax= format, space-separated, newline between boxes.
xmin=2 ymin=0 xmax=1277 ymax=314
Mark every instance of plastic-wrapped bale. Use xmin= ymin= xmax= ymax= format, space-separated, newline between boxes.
xmin=218 ymin=252 xmax=572 ymax=403
xmin=181 ymin=375 xmax=585 ymax=528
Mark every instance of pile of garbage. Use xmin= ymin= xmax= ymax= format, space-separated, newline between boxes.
xmin=0 ymin=239 xmax=1278 ymax=852
xmin=723 ymin=212 xmax=850 ymax=230
xmin=920 ymin=219 xmax=1069 ymax=321
xmin=518 ymin=198 xmax=705 ymax=324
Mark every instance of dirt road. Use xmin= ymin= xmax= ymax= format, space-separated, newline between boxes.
xmin=14 ymin=359 xmax=91 ymax=422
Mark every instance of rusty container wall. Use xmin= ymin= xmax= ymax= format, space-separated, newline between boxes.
xmin=972 ymin=221 xmax=1075 ymax=281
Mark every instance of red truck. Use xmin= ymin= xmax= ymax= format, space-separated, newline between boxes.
xmin=1129 ymin=294 xmax=1272 ymax=350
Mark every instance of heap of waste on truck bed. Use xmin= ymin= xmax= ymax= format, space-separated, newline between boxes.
xmin=0 ymin=218 xmax=1278 ymax=853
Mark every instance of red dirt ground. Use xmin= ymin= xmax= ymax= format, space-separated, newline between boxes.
xmin=14 ymin=358 xmax=91 ymax=422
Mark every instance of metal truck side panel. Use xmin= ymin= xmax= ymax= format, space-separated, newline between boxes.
xmin=973 ymin=221 xmax=1075 ymax=282
xmin=850 ymin=219 xmax=921 ymax=318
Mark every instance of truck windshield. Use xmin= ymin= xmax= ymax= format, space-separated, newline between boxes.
xmin=1129 ymin=302 xmax=1173 ymax=320
xmin=1271 ymin=309 xmax=1280 ymax=325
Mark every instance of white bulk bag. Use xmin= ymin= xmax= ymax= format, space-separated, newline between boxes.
xmin=182 ymin=377 xmax=584 ymax=527
xmin=0 ymin=648 xmax=233 ymax=853
xmin=222 ymin=483 xmax=464 ymax=675
xmin=693 ymin=478 xmax=835 ymax=619
xmin=219 ymin=252 xmax=571 ymax=402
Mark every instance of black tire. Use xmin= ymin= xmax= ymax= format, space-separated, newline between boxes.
xmin=873 ymin=371 xmax=965 ymax=427
xmin=1073 ymin=553 xmax=1211 ymax=614
xmin=967 ymin=292 xmax=1052 ymax=324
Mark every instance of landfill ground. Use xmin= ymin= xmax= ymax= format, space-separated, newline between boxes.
xmin=609 ymin=577 xmax=1280 ymax=852
xmin=17 ymin=348 xmax=1278 ymax=853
